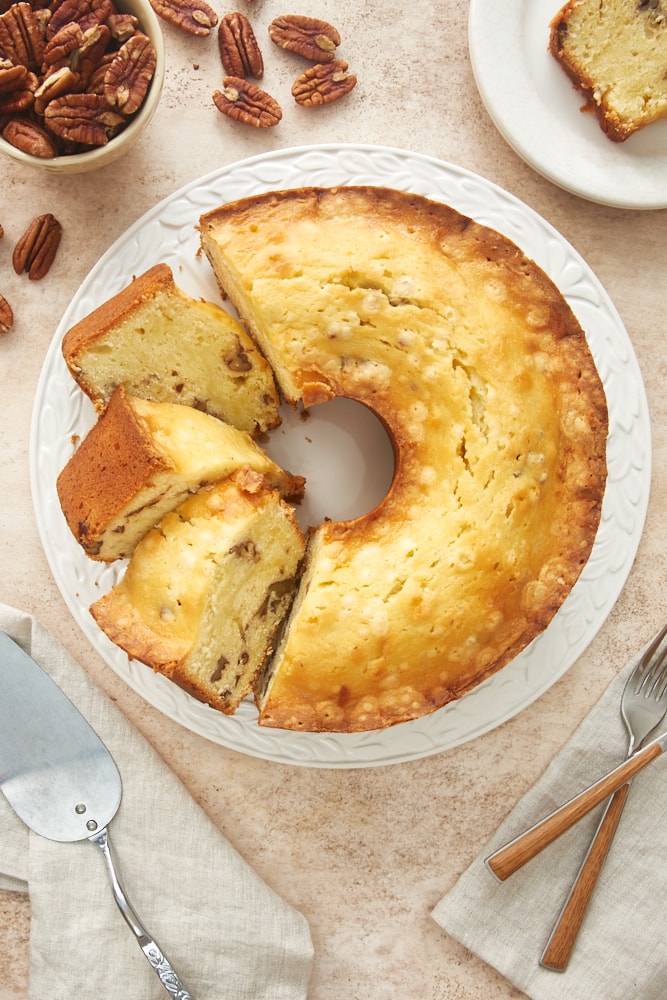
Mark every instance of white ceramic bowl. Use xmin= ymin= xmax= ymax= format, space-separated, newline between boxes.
xmin=0 ymin=0 xmax=165 ymax=174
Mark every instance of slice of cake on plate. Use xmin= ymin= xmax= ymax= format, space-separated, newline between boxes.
xmin=550 ymin=0 xmax=667 ymax=141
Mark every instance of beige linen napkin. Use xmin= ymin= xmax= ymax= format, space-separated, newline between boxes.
xmin=0 ymin=603 xmax=313 ymax=1000
xmin=433 ymin=633 xmax=667 ymax=1000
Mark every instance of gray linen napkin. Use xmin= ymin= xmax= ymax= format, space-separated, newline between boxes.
xmin=432 ymin=634 xmax=667 ymax=1000
xmin=0 ymin=603 xmax=314 ymax=1000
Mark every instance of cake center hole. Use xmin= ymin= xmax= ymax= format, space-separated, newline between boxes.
xmin=264 ymin=398 xmax=395 ymax=528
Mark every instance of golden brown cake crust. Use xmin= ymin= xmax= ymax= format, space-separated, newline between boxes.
xmin=201 ymin=186 xmax=609 ymax=733
xmin=57 ymin=384 xmax=169 ymax=559
xmin=62 ymin=263 xmax=176 ymax=364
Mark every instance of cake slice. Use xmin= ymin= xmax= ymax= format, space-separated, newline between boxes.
xmin=57 ymin=385 xmax=304 ymax=562
xmin=550 ymin=0 xmax=667 ymax=142
xmin=90 ymin=470 xmax=307 ymax=715
xmin=61 ymin=262 xmax=280 ymax=434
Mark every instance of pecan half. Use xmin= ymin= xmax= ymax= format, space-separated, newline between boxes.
xmin=72 ymin=23 xmax=112 ymax=87
xmin=12 ymin=213 xmax=62 ymax=280
xmin=268 ymin=15 xmax=340 ymax=62
xmin=77 ymin=0 xmax=115 ymax=34
xmin=44 ymin=92 xmax=125 ymax=145
xmin=2 ymin=116 xmax=57 ymax=156
xmin=34 ymin=65 xmax=79 ymax=115
xmin=86 ymin=51 xmax=115 ymax=94
xmin=212 ymin=76 xmax=281 ymax=127
xmin=104 ymin=32 xmax=156 ymax=114
xmin=42 ymin=22 xmax=86 ymax=70
xmin=149 ymin=0 xmax=217 ymax=36
xmin=45 ymin=0 xmax=107 ymax=40
xmin=107 ymin=12 xmax=139 ymax=44
xmin=0 ymin=85 xmax=33 ymax=113
xmin=0 ymin=2 xmax=44 ymax=69
xmin=0 ymin=292 xmax=13 ymax=334
xmin=0 ymin=59 xmax=28 ymax=93
xmin=218 ymin=11 xmax=263 ymax=79
xmin=292 ymin=60 xmax=356 ymax=107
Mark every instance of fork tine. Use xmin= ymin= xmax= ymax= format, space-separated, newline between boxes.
xmin=644 ymin=648 xmax=667 ymax=701
xmin=633 ymin=623 xmax=667 ymax=695
xmin=640 ymin=646 xmax=667 ymax=698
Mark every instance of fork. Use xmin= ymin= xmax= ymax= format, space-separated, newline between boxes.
xmin=485 ymin=624 xmax=667 ymax=882
xmin=540 ymin=622 xmax=667 ymax=970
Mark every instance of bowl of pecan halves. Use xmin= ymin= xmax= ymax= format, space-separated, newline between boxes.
xmin=0 ymin=0 xmax=165 ymax=172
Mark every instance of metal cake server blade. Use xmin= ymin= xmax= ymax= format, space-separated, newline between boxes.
xmin=0 ymin=630 xmax=194 ymax=1000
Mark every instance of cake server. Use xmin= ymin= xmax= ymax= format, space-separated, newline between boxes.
xmin=0 ymin=630 xmax=194 ymax=1000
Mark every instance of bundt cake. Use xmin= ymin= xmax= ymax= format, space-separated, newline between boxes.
xmin=61 ymin=262 xmax=280 ymax=434
xmin=90 ymin=470 xmax=306 ymax=715
xmin=549 ymin=0 xmax=667 ymax=142
xmin=56 ymin=385 xmax=304 ymax=562
xmin=199 ymin=186 xmax=608 ymax=732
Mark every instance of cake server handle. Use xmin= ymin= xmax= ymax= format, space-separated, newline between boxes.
xmin=90 ymin=827 xmax=195 ymax=1000
xmin=484 ymin=735 xmax=665 ymax=881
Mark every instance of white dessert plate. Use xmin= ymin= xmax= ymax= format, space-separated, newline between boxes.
xmin=31 ymin=144 xmax=651 ymax=767
xmin=468 ymin=0 xmax=667 ymax=209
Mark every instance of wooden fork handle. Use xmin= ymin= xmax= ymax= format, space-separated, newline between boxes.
xmin=540 ymin=782 xmax=631 ymax=971
xmin=485 ymin=740 xmax=663 ymax=882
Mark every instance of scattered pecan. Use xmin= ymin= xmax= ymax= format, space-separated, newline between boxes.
xmin=212 ymin=76 xmax=281 ymax=127
xmin=2 ymin=116 xmax=57 ymax=156
xmin=218 ymin=11 xmax=263 ymax=79
xmin=12 ymin=213 xmax=62 ymax=280
xmin=44 ymin=92 xmax=125 ymax=145
xmin=149 ymin=0 xmax=217 ymax=36
xmin=292 ymin=60 xmax=356 ymax=107
xmin=104 ymin=32 xmax=156 ymax=114
xmin=268 ymin=15 xmax=340 ymax=62
xmin=0 ymin=293 xmax=12 ymax=334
